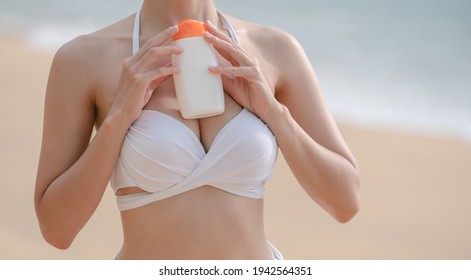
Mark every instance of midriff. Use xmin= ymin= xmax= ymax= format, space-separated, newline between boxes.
xmin=116 ymin=185 xmax=273 ymax=260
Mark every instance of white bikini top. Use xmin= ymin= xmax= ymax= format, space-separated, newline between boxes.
xmin=110 ymin=10 xmax=278 ymax=211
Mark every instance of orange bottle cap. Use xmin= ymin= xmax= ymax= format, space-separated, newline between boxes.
xmin=173 ymin=19 xmax=207 ymax=41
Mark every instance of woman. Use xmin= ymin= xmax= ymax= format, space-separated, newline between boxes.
xmin=34 ymin=0 xmax=360 ymax=260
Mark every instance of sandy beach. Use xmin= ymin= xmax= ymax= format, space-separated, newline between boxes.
xmin=1 ymin=36 xmax=470 ymax=260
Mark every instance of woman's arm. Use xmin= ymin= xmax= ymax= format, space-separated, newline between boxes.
xmin=268 ymin=32 xmax=360 ymax=223
xmin=205 ymin=22 xmax=360 ymax=223
xmin=34 ymin=37 xmax=129 ymax=249
xmin=34 ymin=26 xmax=182 ymax=249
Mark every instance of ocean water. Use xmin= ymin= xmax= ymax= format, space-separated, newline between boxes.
xmin=1 ymin=0 xmax=470 ymax=141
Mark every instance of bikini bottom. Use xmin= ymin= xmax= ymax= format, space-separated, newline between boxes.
xmin=268 ymin=241 xmax=284 ymax=260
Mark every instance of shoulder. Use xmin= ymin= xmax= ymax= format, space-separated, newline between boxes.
xmin=227 ymin=16 xmax=304 ymax=61
xmin=53 ymin=34 xmax=98 ymax=75
xmin=52 ymin=15 xmax=133 ymax=77
xmin=46 ymin=15 xmax=134 ymax=109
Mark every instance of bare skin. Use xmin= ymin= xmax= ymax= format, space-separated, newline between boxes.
xmin=35 ymin=0 xmax=360 ymax=259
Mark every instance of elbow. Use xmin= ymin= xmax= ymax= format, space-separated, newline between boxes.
xmin=332 ymin=174 xmax=361 ymax=224
xmin=322 ymin=191 xmax=361 ymax=224
xmin=36 ymin=208 xmax=76 ymax=250
xmin=35 ymin=195 xmax=77 ymax=250
xmin=333 ymin=199 xmax=360 ymax=224
xmin=44 ymin=234 xmax=74 ymax=251
xmin=38 ymin=221 xmax=75 ymax=250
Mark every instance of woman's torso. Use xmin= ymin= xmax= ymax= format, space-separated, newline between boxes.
xmin=82 ymin=14 xmax=281 ymax=259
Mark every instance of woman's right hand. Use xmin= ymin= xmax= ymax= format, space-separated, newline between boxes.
xmin=108 ymin=25 xmax=182 ymax=125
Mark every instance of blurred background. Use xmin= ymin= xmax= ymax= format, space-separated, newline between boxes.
xmin=1 ymin=0 xmax=470 ymax=259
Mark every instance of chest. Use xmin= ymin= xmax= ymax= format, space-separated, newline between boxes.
xmin=93 ymin=35 xmax=278 ymax=128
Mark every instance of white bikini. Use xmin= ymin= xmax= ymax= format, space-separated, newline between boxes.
xmin=110 ymin=10 xmax=283 ymax=260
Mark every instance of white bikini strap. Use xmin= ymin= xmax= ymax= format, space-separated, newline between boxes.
xmin=132 ymin=9 xmax=240 ymax=55
xmin=132 ymin=10 xmax=141 ymax=55
xmin=217 ymin=10 xmax=240 ymax=45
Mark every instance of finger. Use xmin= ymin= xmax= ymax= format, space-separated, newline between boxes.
xmin=204 ymin=20 xmax=244 ymax=65
xmin=204 ymin=32 xmax=251 ymax=66
xmin=209 ymin=39 xmax=240 ymax=67
xmin=130 ymin=25 xmax=179 ymax=64
xmin=145 ymin=66 xmax=181 ymax=91
xmin=135 ymin=45 xmax=183 ymax=70
xmin=209 ymin=66 xmax=257 ymax=80
xmin=205 ymin=20 xmax=234 ymax=43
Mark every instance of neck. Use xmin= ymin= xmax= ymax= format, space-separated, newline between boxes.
xmin=140 ymin=0 xmax=219 ymax=30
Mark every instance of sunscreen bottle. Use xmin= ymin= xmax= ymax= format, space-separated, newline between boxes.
xmin=172 ymin=19 xmax=225 ymax=119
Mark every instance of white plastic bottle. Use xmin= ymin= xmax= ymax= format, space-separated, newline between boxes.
xmin=172 ymin=19 xmax=225 ymax=119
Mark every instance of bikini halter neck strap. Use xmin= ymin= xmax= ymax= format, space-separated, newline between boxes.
xmin=132 ymin=9 xmax=240 ymax=55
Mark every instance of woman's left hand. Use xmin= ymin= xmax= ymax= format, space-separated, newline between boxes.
xmin=204 ymin=21 xmax=279 ymax=120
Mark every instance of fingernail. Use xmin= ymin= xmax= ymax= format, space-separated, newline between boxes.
xmin=208 ymin=66 xmax=219 ymax=72
xmin=169 ymin=25 xmax=178 ymax=31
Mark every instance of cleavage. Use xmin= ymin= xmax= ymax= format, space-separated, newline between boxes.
xmin=144 ymin=82 xmax=243 ymax=153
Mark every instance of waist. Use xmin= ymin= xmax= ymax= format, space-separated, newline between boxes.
xmin=117 ymin=186 xmax=271 ymax=259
